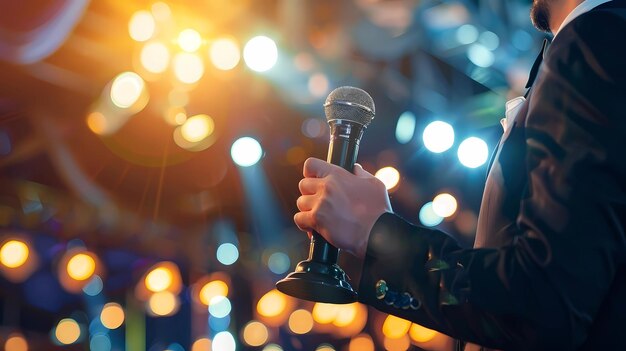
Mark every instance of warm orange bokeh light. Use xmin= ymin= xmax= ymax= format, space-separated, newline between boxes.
xmin=382 ymin=315 xmax=412 ymax=339
xmin=288 ymin=309 xmax=313 ymax=334
xmin=67 ymin=253 xmax=96 ymax=281
xmin=349 ymin=334 xmax=374 ymax=351
xmin=409 ymin=323 xmax=438 ymax=343
xmin=5 ymin=333 xmax=28 ymax=351
xmin=55 ymin=318 xmax=81 ymax=345
xmin=145 ymin=267 xmax=173 ymax=292
xmin=148 ymin=291 xmax=178 ymax=316
xmin=199 ymin=280 xmax=229 ymax=306
xmin=242 ymin=321 xmax=269 ymax=347
xmin=257 ymin=289 xmax=287 ymax=318
xmin=0 ymin=240 xmax=29 ymax=268
xmin=100 ymin=303 xmax=125 ymax=329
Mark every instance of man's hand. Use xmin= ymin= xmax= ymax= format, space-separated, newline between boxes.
xmin=293 ymin=157 xmax=393 ymax=259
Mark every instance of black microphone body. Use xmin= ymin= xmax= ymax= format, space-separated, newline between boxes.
xmin=277 ymin=87 xmax=374 ymax=304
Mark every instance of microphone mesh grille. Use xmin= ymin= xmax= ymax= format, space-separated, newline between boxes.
xmin=324 ymin=86 xmax=375 ymax=126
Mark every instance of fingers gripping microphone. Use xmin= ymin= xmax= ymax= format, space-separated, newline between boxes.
xmin=276 ymin=86 xmax=375 ymax=303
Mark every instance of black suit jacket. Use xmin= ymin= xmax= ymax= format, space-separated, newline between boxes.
xmin=358 ymin=1 xmax=626 ymax=350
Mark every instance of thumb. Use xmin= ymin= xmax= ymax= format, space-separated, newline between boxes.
xmin=353 ymin=163 xmax=373 ymax=178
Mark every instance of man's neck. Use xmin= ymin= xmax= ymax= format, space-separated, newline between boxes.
xmin=550 ymin=0 xmax=585 ymax=33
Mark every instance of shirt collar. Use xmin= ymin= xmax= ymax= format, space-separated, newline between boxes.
xmin=555 ymin=0 xmax=613 ymax=37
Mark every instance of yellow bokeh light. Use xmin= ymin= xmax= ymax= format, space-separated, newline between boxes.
xmin=288 ymin=309 xmax=313 ymax=334
xmin=257 ymin=289 xmax=287 ymax=317
xmin=383 ymin=334 xmax=411 ymax=351
xmin=5 ymin=333 xmax=28 ymax=351
xmin=145 ymin=267 xmax=173 ymax=292
xmin=148 ymin=291 xmax=178 ymax=316
xmin=382 ymin=315 xmax=412 ymax=339
xmin=209 ymin=38 xmax=240 ymax=71
xmin=0 ymin=240 xmax=29 ymax=268
xmin=55 ymin=318 xmax=81 ymax=345
xmin=242 ymin=321 xmax=269 ymax=347
xmin=315 ymin=345 xmax=335 ymax=351
xmin=375 ymin=166 xmax=401 ymax=190
xmin=191 ymin=338 xmax=211 ymax=351
xmin=100 ymin=302 xmax=125 ymax=329
xmin=110 ymin=72 xmax=145 ymax=109
xmin=128 ymin=10 xmax=155 ymax=42
xmin=312 ymin=303 xmax=338 ymax=324
xmin=199 ymin=280 xmax=229 ymax=306
xmin=67 ymin=253 xmax=96 ymax=281
xmin=333 ymin=303 xmax=358 ymax=327
xmin=178 ymin=29 xmax=203 ymax=52
xmin=409 ymin=323 xmax=437 ymax=343
xmin=151 ymin=2 xmax=171 ymax=22
xmin=349 ymin=334 xmax=374 ymax=351
xmin=173 ymin=53 xmax=204 ymax=84
xmin=432 ymin=193 xmax=458 ymax=218
xmin=140 ymin=41 xmax=170 ymax=74
xmin=181 ymin=114 xmax=215 ymax=143
xmin=86 ymin=112 xmax=107 ymax=135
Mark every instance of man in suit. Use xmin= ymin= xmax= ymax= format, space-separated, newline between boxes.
xmin=293 ymin=0 xmax=626 ymax=349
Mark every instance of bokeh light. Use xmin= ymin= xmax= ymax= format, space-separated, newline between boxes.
xmin=67 ymin=253 xmax=96 ymax=281
xmin=423 ymin=121 xmax=454 ymax=153
xmin=432 ymin=193 xmax=458 ymax=218
xmin=263 ymin=344 xmax=283 ymax=351
xmin=5 ymin=333 xmax=28 ymax=351
xmin=55 ymin=318 xmax=81 ymax=345
xmin=145 ymin=267 xmax=173 ymax=292
xmin=209 ymin=315 xmax=231 ymax=332
xmin=288 ymin=309 xmax=314 ymax=334
xmin=267 ymin=252 xmax=290 ymax=274
xmin=128 ymin=10 xmax=155 ymax=42
xmin=192 ymin=338 xmax=211 ymax=351
xmin=208 ymin=296 xmax=232 ymax=318
xmin=212 ymin=331 xmax=236 ymax=351
xmin=140 ymin=42 xmax=170 ymax=74
xmin=312 ymin=303 xmax=338 ymax=324
xmin=173 ymin=53 xmax=204 ymax=84
xmin=151 ymin=2 xmax=171 ymax=21
xmin=479 ymin=31 xmax=500 ymax=51
xmin=257 ymin=289 xmax=287 ymax=318
xmin=409 ymin=323 xmax=437 ymax=343
xmin=383 ymin=315 xmax=412 ymax=339
xmin=315 ymin=344 xmax=335 ymax=351
xmin=216 ymin=243 xmax=239 ymax=266
xmin=375 ymin=166 xmax=400 ymax=190
xmin=333 ymin=303 xmax=358 ymax=327
xmin=468 ymin=44 xmax=495 ymax=67
xmin=419 ymin=202 xmax=444 ymax=227
xmin=90 ymin=333 xmax=111 ymax=351
xmin=458 ymin=137 xmax=489 ymax=168
xmin=456 ymin=24 xmax=478 ymax=45
xmin=395 ymin=111 xmax=416 ymax=144
xmin=243 ymin=36 xmax=278 ymax=72
xmin=178 ymin=29 xmax=202 ymax=52
xmin=242 ymin=321 xmax=269 ymax=347
xmin=0 ymin=240 xmax=29 ymax=268
xmin=100 ymin=303 xmax=125 ymax=329
xmin=231 ymin=137 xmax=263 ymax=167
xmin=383 ymin=334 xmax=411 ymax=351
xmin=148 ymin=291 xmax=178 ymax=316
xmin=349 ymin=334 xmax=374 ymax=351
xmin=110 ymin=72 xmax=145 ymax=109
xmin=199 ymin=280 xmax=229 ymax=305
xmin=181 ymin=114 xmax=214 ymax=143
xmin=209 ymin=38 xmax=241 ymax=71
xmin=308 ymin=73 xmax=329 ymax=97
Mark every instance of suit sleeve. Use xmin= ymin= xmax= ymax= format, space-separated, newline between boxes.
xmin=358 ymin=10 xmax=626 ymax=350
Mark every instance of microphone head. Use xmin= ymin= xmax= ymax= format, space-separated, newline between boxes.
xmin=324 ymin=86 xmax=375 ymax=127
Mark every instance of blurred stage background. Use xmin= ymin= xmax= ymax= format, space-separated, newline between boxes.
xmin=0 ymin=0 xmax=543 ymax=350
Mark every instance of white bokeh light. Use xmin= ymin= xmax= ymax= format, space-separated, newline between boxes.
xmin=243 ymin=36 xmax=278 ymax=72
xmin=231 ymin=137 xmax=263 ymax=167
xmin=458 ymin=137 xmax=489 ymax=168
xmin=432 ymin=193 xmax=458 ymax=218
xmin=419 ymin=202 xmax=444 ymax=227
xmin=209 ymin=296 xmax=232 ymax=318
xmin=375 ymin=167 xmax=400 ymax=190
xmin=423 ymin=121 xmax=454 ymax=153
xmin=173 ymin=53 xmax=204 ymax=84
xmin=216 ymin=243 xmax=239 ymax=266
xmin=110 ymin=72 xmax=145 ymax=108
xmin=212 ymin=331 xmax=236 ymax=351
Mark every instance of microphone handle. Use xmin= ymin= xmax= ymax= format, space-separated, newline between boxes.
xmin=308 ymin=120 xmax=365 ymax=264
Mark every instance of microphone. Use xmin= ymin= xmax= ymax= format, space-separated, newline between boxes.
xmin=276 ymin=86 xmax=375 ymax=303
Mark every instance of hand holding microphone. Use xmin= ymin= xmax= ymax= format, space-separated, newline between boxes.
xmin=294 ymin=158 xmax=392 ymax=259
